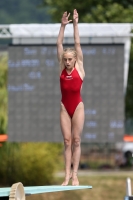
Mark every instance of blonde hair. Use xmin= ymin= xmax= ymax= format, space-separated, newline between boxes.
xmin=60 ymin=48 xmax=77 ymax=69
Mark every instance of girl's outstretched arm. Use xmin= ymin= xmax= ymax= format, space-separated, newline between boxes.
xmin=57 ymin=12 xmax=72 ymax=63
xmin=73 ymin=9 xmax=85 ymax=77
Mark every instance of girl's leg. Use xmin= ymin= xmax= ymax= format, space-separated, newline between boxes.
xmin=60 ymin=103 xmax=72 ymax=185
xmin=71 ymin=102 xmax=84 ymax=185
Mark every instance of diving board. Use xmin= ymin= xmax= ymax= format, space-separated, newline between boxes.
xmin=0 ymin=182 xmax=92 ymax=200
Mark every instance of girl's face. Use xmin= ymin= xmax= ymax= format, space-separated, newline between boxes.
xmin=63 ymin=52 xmax=76 ymax=71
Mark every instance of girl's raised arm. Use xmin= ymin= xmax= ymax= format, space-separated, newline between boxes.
xmin=57 ymin=12 xmax=72 ymax=63
xmin=73 ymin=9 xmax=85 ymax=77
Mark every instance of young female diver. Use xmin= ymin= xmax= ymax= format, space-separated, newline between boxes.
xmin=57 ymin=9 xmax=85 ymax=186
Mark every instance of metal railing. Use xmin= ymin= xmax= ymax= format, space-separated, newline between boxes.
xmin=125 ymin=178 xmax=133 ymax=200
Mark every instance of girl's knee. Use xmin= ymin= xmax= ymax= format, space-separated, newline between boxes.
xmin=64 ymin=138 xmax=71 ymax=147
xmin=73 ymin=138 xmax=80 ymax=147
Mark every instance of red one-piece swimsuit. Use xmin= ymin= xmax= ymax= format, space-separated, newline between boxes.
xmin=60 ymin=67 xmax=83 ymax=118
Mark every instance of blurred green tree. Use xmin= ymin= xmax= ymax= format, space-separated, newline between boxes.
xmin=0 ymin=52 xmax=7 ymax=134
xmin=125 ymin=38 xmax=133 ymax=133
xmin=0 ymin=142 xmax=63 ymax=186
xmin=42 ymin=0 xmax=133 ymax=23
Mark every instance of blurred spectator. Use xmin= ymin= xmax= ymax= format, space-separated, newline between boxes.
xmin=114 ymin=150 xmax=126 ymax=168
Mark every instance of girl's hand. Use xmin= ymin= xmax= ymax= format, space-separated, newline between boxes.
xmin=61 ymin=11 xmax=72 ymax=25
xmin=73 ymin=9 xmax=78 ymax=24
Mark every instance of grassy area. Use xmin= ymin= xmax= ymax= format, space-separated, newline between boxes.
xmin=26 ymin=172 xmax=133 ymax=200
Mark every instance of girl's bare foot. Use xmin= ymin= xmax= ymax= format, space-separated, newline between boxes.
xmin=61 ymin=173 xmax=72 ymax=186
xmin=72 ymin=171 xmax=79 ymax=186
